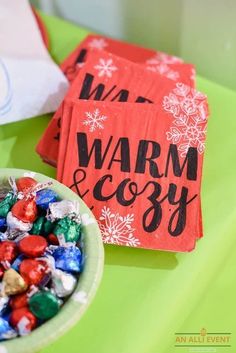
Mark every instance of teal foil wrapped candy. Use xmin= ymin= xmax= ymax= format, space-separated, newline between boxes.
xmin=0 ymin=192 xmax=16 ymax=218
xmin=53 ymin=216 xmax=81 ymax=243
xmin=30 ymin=216 xmax=54 ymax=236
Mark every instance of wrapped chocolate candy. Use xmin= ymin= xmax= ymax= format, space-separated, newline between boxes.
xmin=11 ymin=198 xmax=38 ymax=223
xmin=29 ymin=290 xmax=60 ymax=320
xmin=19 ymin=258 xmax=49 ymax=286
xmin=47 ymin=200 xmax=80 ymax=222
xmin=0 ymin=175 xmax=84 ymax=340
xmin=36 ymin=189 xmax=58 ymax=210
xmin=0 ymin=297 xmax=9 ymax=314
xmin=29 ymin=216 xmax=44 ymax=235
xmin=51 ymin=245 xmax=82 ymax=273
xmin=16 ymin=177 xmax=37 ymax=193
xmin=52 ymin=269 xmax=77 ymax=297
xmin=43 ymin=256 xmax=77 ymax=297
xmin=30 ymin=216 xmax=54 ymax=236
xmin=0 ymin=265 xmax=4 ymax=280
xmin=0 ymin=317 xmax=17 ymax=340
xmin=7 ymin=212 xmax=33 ymax=233
xmin=2 ymin=269 xmax=28 ymax=296
xmin=53 ymin=216 xmax=81 ymax=243
xmin=0 ymin=241 xmax=18 ymax=266
xmin=18 ymin=235 xmax=48 ymax=258
xmin=0 ymin=192 xmax=16 ymax=218
xmin=10 ymin=307 xmax=37 ymax=335
xmin=10 ymin=291 xmax=30 ymax=310
xmin=0 ymin=217 xmax=6 ymax=231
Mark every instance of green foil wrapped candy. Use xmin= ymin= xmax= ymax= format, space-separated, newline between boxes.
xmin=54 ymin=216 xmax=81 ymax=243
xmin=43 ymin=219 xmax=54 ymax=235
xmin=29 ymin=290 xmax=60 ymax=320
xmin=30 ymin=216 xmax=44 ymax=235
xmin=30 ymin=216 xmax=54 ymax=236
xmin=0 ymin=192 xmax=17 ymax=218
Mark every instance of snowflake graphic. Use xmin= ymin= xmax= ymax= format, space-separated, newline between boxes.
xmin=190 ymin=67 xmax=196 ymax=85
xmin=77 ymin=62 xmax=85 ymax=69
xmin=94 ymin=58 xmax=118 ymax=78
xmin=99 ymin=206 xmax=140 ymax=247
xmin=163 ymin=83 xmax=208 ymax=157
xmin=146 ymin=62 xmax=179 ymax=81
xmin=147 ymin=52 xmax=183 ymax=65
xmin=83 ymin=109 xmax=108 ymax=132
xmin=88 ymin=38 xmax=108 ymax=50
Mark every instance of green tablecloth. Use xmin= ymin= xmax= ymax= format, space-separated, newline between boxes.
xmin=0 ymin=12 xmax=235 ymax=353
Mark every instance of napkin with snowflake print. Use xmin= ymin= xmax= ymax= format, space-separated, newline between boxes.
xmin=60 ymin=34 xmax=195 ymax=86
xmin=57 ymin=92 xmax=209 ymax=251
xmin=36 ymin=32 xmax=209 ymax=250
xmin=36 ymin=49 xmax=194 ymax=167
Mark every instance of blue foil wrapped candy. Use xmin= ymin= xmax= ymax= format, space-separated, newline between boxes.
xmin=11 ymin=254 xmax=26 ymax=272
xmin=0 ymin=176 xmax=84 ymax=341
xmin=0 ymin=192 xmax=17 ymax=218
xmin=0 ymin=297 xmax=9 ymax=316
xmin=52 ymin=245 xmax=82 ymax=273
xmin=0 ymin=317 xmax=17 ymax=340
xmin=0 ymin=217 xmax=6 ymax=230
xmin=36 ymin=189 xmax=58 ymax=210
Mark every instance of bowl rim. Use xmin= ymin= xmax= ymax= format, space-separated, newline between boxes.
xmin=0 ymin=168 xmax=104 ymax=353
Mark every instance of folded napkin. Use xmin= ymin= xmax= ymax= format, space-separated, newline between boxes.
xmin=0 ymin=0 xmax=68 ymax=125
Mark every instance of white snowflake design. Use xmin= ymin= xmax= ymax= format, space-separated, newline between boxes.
xmin=146 ymin=62 xmax=179 ymax=81
xmin=147 ymin=51 xmax=183 ymax=65
xmin=77 ymin=62 xmax=85 ymax=69
xmin=99 ymin=206 xmax=140 ymax=247
xmin=83 ymin=109 xmax=108 ymax=132
xmin=163 ymin=83 xmax=208 ymax=157
xmin=94 ymin=58 xmax=118 ymax=78
xmin=190 ymin=67 xmax=196 ymax=85
xmin=88 ymin=38 xmax=108 ymax=50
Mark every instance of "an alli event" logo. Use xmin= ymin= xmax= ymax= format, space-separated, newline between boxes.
xmin=175 ymin=328 xmax=231 ymax=352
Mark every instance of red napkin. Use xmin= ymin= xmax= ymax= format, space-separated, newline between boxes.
xmin=57 ymin=90 xmax=208 ymax=251
xmin=61 ymin=34 xmax=195 ymax=86
xmin=37 ymin=49 xmax=191 ymax=166
xmin=36 ymin=34 xmax=209 ymax=251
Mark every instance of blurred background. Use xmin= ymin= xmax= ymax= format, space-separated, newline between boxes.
xmin=31 ymin=0 xmax=236 ymax=91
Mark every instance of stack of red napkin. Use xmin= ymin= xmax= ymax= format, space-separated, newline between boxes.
xmin=36 ymin=34 xmax=209 ymax=252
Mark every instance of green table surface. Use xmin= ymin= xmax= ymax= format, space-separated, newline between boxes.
xmin=0 ymin=12 xmax=236 ymax=353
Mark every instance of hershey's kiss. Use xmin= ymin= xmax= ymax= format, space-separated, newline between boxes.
xmin=7 ymin=212 xmax=33 ymax=232
xmin=11 ymin=198 xmax=37 ymax=223
xmin=2 ymin=268 xmax=28 ymax=296
xmin=52 ymin=269 xmax=77 ymax=297
xmin=16 ymin=177 xmax=37 ymax=193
